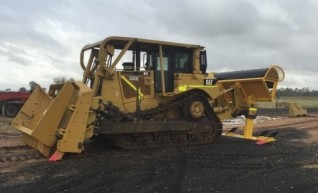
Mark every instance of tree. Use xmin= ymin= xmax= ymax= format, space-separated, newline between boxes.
xmin=19 ymin=87 xmax=27 ymax=92
xmin=277 ymin=87 xmax=318 ymax=97
xmin=53 ymin=76 xmax=75 ymax=84
xmin=53 ymin=76 xmax=67 ymax=84
xmin=29 ymin=81 xmax=38 ymax=91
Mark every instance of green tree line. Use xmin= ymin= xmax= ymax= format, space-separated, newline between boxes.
xmin=277 ymin=87 xmax=318 ymax=97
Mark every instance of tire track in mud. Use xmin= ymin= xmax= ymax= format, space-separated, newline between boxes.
xmin=0 ymin=145 xmax=28 ymax=151
xmin=0 ymin=132 xmax=20 ymax=137
xmin=171 ymin=148 xmax=188 ymax=193
xmin=72 ymin=147 xmax=190 ymax=193
xmin=16 ymin=148 xmax=160 ymax=193
xmin=0 ymin=145 xmax=43 ymax=163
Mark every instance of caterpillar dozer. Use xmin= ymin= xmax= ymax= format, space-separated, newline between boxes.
xmin=12 ymin=36 xmax=285 ymax=160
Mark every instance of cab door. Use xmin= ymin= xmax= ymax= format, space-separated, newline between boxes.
xmin=152 ymin=49 xmax=174 ymax=93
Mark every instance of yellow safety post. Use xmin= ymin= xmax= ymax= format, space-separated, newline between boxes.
xmin=243 ymin=108 xmax=257 ymax=139
xmin=222 ymin=107 xmax=278 ymax=145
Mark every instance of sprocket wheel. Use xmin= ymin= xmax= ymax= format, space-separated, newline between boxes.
xmin=182 ymin=97 xmax=205 ymax=122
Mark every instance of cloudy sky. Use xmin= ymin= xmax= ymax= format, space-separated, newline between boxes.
xmin=1 ymin=0 xmax=318 ymax=91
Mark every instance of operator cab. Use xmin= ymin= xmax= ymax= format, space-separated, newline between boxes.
xmin=80 ymin=36 xmax=207 ymax=95
xmin=145 ymin=48 xmax=193 ymax=93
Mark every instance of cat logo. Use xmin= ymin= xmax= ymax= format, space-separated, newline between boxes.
xmin=204 ymin=79 xmax=215 ymax=85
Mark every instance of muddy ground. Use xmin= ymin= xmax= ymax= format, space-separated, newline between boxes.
xmin=1 ymin=111 xmax=318 ymax=193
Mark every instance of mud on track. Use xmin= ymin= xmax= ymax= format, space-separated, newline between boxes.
xmin=1 ymin=113 xmax=318 ymax=193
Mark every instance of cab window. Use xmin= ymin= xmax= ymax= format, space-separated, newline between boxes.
xmin=174 ymin=51 xmax=192 ymax=73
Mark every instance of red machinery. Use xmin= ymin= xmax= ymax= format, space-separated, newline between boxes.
xmin=0 ymin=91 xmax=30 ymax=117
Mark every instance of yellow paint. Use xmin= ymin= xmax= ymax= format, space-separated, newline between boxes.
xmin=188 ymin=85 xmax=217 ymax=88
xmin=178 ymin=85 xmax=187 ymax=92
xmin=243 ymin=118 xmax=254 ymax=138
xmin=178 ymin=84 xmax=217 ymax=92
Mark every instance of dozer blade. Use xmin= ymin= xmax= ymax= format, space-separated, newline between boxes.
xmin=12 ymin=81 xmax=93 ymax=159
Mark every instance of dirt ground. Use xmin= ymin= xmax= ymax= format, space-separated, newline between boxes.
xmin=1 ymin=111 xmax=318 ymax=193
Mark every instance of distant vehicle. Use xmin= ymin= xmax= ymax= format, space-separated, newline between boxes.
xmin=0 ymin=91 xmax=30 ymax=117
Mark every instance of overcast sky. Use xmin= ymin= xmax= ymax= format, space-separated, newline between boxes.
xmin=1 ymin=0 xmax=318 ymax=91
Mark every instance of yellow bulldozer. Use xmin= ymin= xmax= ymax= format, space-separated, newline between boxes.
xmin=12 ymin=36 xmax=285 ymax=160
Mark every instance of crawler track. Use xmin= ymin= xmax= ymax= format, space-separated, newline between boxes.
xmin=97 ymin=92 xmax=223 ymax=149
